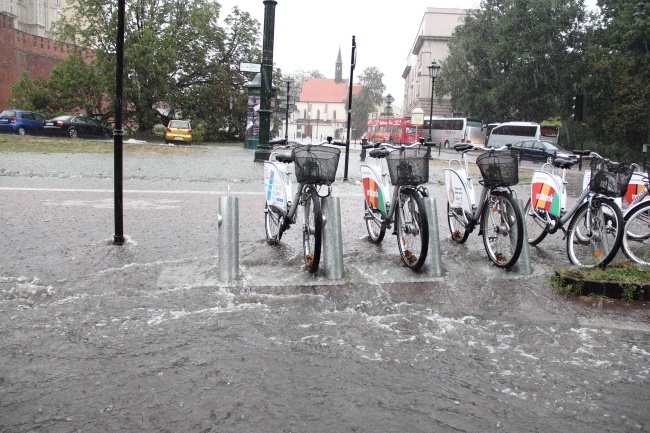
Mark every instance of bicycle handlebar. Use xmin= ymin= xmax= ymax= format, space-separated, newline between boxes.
xmin=269 ymin=136 xmax=346 ymax=148
xmin=365 ymin=138 xmax=434 ymax=150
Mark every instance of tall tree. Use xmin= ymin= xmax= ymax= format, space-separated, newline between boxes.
xmin=437 ymin=0 xmax=588 ymax=126
xmin=54 ymin=1 xmax=261 ymax=134
xmin=351 ymin=66 xmax=385 ymax=139
xmin=580 ymin=0 xmax=650 ymax=159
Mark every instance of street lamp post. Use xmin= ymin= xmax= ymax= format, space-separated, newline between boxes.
xmin=283 ymin=78 xmax=293 ymax=140
xmin=426 ymin=60 xmax=441 ymax=158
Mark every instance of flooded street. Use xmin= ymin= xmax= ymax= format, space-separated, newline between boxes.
xmin=1 ymin=144 xmax=649 ymax=432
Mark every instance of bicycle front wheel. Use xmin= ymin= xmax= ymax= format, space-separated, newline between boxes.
xmin=396 ymin=189 xmax=428 ymax=271
xmin=364 ymin=202 xmax=386 ymax=244
xmin=523 ymin=198 xmax=549 ymax=246
xmin=447 ymin=202 xmax=470 ymax=244
xmin=566 ymin=199 xmax=623 ymax=268
xmin=622 ymin=201 xmax=650 ymax=266
xmin=302 ymin=188 xmax=322 ymax=273
xmin=481 ymin=191 xmax=523 ymax=269
xmin=265 ymin=203 xmax=283 ymax=245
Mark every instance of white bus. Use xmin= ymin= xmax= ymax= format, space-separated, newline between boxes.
xmin=423 ymin=117 xmax=485 ymax=148
xmin=486 ymin=122 xmax=560 ymax=147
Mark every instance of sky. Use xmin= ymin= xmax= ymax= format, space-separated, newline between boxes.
xmin=217 ymin=0 xmax=483 ymax=109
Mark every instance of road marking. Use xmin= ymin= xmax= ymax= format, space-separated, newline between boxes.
xmin=0 ymin=187 xmax=360 ymax=197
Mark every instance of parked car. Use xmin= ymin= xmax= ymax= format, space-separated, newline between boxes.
xmin=164 ymin=120 xmax=192 ymax=144
xmin=0 ymin=109 xmax=47 ymax=135
xmin=511 ymin=139 xmax=577 ymax=164
xmin=42 ymin=115 xmax=112 ymax=139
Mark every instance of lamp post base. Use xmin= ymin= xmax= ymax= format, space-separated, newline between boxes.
xmin=254 ymin=146 xmax=271 ymax=162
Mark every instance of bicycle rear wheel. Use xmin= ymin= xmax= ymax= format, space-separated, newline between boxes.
xmin=523 ymin=198 xmax=549 ymax=246
xmin=447 ymin=202 xmax=470 ymax=244
xmin=302 ymin=188 xmax=322 ymax=273
xmin=396 ymin=189 xmax=428 ymax=271
xmin=566 ymin=198 xmax=623 ymax=268
xmin=265 ymin=203 xmax=283 ymax=245
xmin=364 ymin=202 xmax=386 ymax=244
xmin=622 ymin=201 xmax=650 ymax=266
xmin=481 ymin=191 xmax=523 ymax=268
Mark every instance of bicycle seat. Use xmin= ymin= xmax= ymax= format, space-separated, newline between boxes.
xmin=275 ymin=153 xmax=294 ymax=164
xmin=553 ymin=158 xmax=575 ymax=170
xmin=369 ymin=149 xmax=391 ymax=159
xmin=454 ymin=143 xmax=473 ymax=152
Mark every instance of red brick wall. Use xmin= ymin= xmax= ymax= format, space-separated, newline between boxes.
xmin=0 ymin=12 xmax=94 ymax=111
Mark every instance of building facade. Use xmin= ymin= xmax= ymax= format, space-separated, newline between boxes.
xmin=0 ymin=12 xmax=88 ymax=110
xmin=402 ymin=8 xmax=466 ymax=120
xmin=287 ymin=49 xmax=362 ymax=141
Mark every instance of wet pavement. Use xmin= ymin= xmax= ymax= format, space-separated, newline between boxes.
xmin=0 ymin=142 xmax=649 ymax=432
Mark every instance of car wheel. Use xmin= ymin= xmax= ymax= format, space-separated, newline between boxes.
xmin=17 ymin=127 xmax=26 ymax=136
xmin=546 ymin=155 xmax=554 ymax=165
xmin=69 ymin=128 xmax=78 ymax=139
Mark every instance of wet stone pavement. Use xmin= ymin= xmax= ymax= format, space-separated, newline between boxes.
xmin=0 ymin=143 xmax=649 ymax=432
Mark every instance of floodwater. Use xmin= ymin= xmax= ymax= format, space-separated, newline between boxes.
xmin=0 ymin=144 xmax=649 ymax=432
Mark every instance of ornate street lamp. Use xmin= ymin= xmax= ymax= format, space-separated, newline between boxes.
xmin=426 ymin=60 xmax=441 ymax=158
xmin=384 ymin=93 xmax=395 ymax=117
xmin=283 ymin=78 xmax=293 ymax=140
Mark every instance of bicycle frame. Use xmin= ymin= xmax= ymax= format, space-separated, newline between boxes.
xmin=360 ymin=155 xmax=405 ymax=229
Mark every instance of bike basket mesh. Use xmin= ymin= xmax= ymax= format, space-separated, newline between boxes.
xmin=385 ymin=148 xmax=429 ymax=186
xmin=292 ymin=145 xmax=341 ymax=185
xmin=589 ymin=157 xmax=634 ymax=197
xmin=475 ymin=150 xmax=519 ymax=187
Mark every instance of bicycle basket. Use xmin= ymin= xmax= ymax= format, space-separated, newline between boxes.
xmin=386 ymin=148 xmax=429 ymax=186
xmin=292 ymin=145 xmax=341 ymax=185
xmin=475 ymin=150 xmax=519 ymax=188
xmin=589 ymin=157 xmax=634 ymax=197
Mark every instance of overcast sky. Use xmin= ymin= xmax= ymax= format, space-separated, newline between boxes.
xmin=217 ymin=0 xmax=483 ymax=109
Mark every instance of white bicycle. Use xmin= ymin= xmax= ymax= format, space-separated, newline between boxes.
xmin=445 ymin=143 xmax=524 ymax=268
xmin=263 ymin=137 xmax=344 ymax=273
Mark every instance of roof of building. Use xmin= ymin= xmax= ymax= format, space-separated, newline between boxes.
xmin=299 ymin=78 xmax=362 ymax=103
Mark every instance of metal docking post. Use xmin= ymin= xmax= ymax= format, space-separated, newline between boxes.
xmin=322 ymin=196 xmax=344 ymax=280
xmin=218 ymin=195 xmax=239 ymax=282
xmin=515 ymin=198 xmax=532 ymax=275
xmin=424 ymin=197 xmax=444 ymax=277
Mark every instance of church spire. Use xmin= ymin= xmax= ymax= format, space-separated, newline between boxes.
xmin=335 ymin=46 xmax=343 ymax=83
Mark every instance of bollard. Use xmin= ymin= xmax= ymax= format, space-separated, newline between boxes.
xmin=360 ymin=138 xmax=368 ymax=160
xmin=423 ymin=197 xmax=444 ymax=277
xmin=514 ymin=198 xmax=532 ymax=275
xmin=322 ymin=196 xmax=344 ymax=280
xmin=218 ymin=195 xmax=239 ymax=282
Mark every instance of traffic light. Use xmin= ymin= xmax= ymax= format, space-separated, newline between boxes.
xmin=572 ymin=94 xmax=584 ymax=122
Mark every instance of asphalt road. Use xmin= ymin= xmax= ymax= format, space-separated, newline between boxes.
xmin=0 ymin=142 xmax=648 ymax=432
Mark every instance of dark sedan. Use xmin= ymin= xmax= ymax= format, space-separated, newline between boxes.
xmin=511 ymin=139 xmax=577 ymax=164
xmin=43 ymin=115 xmax=112 ymax=139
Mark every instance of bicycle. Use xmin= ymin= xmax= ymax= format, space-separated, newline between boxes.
xmin=444 ymin=143 xmax=524 ymax=268
xmin=360 ymin=139 xmax=433 ymax=271
xmin=263 ymin=137 xmax=344 ymax=273
xmin=524 ymin=150 xmax=633 ymax=268
xmin=620 ymin=170 xmax=650 ymax=266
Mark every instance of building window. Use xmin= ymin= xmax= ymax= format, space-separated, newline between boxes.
xmin=324 ymin=104 xmax=328 ymax=114
xmin=333 ymin=110 xmax=336 ymax=120
xmin=56 ymin=0 xmax=60 ymax=5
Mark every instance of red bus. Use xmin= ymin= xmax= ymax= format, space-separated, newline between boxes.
xmin=366 ymin=117 xmax=420 ymax=144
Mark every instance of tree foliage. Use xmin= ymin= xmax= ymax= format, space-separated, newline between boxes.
xmin=52 ymin=1 xmax=261 ymax=137
xmin=351 ymin=66 xmax=386 ymax=139
xmin=10 ymin=54 xmax=106 ymax=117
xmin=438 ymin=0 xmax=588 ymax=126
xmin=580 ymin=0 xmax=650 ymax=159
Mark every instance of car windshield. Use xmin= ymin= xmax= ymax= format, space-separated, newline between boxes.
xmin=0 ymin=110 xmax=16 ymax=117
xmin=51 ymin=115 xmax=73 ymax=121
xmin=541 ymin=141 xmax=562 ymax=151
xmin=170 ymin=121 xmax=190 ymax=129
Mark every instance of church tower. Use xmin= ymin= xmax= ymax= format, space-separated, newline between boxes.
xmin=335 ymin=47 xmax=343 ymax=84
